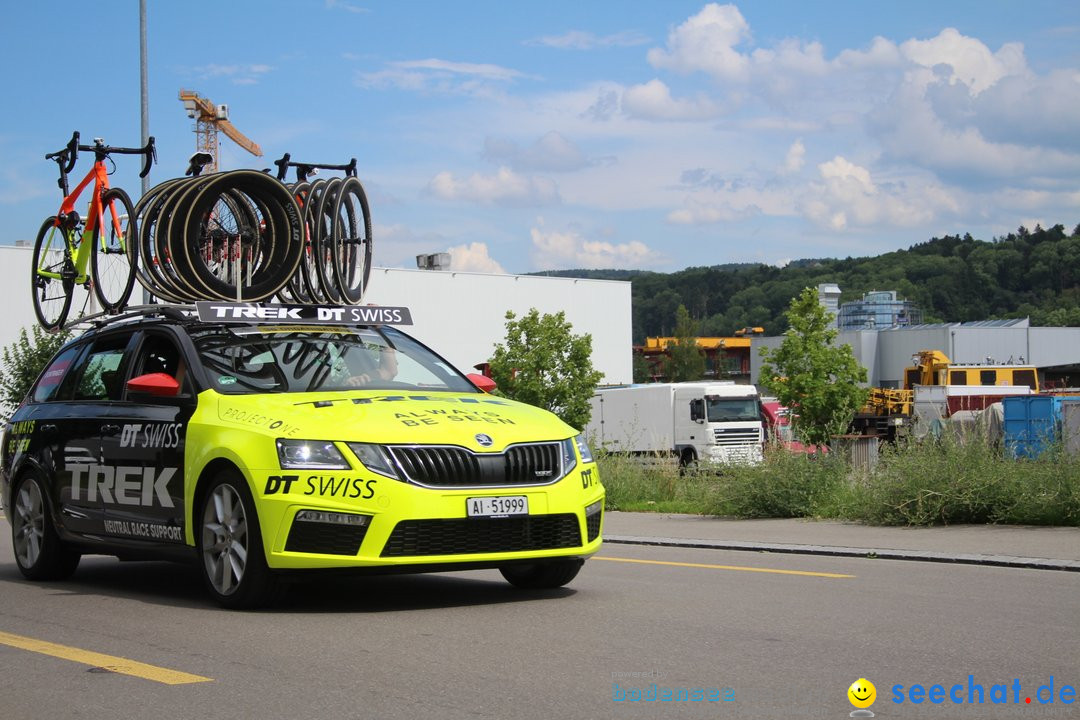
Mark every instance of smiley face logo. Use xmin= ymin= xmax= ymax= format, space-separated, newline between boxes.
xmin=847 ymin=678 xmax=876 ymax=709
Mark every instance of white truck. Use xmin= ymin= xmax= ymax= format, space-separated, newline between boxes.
xmin=585 ymin=382 xmax=764 ymax=466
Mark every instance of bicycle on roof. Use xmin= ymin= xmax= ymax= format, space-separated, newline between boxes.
xmin=32 ymin=131 xmax=156 ymax=330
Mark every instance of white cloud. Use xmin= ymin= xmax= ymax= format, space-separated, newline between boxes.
xmin=483 ymin=132 xmax=589 ymax=172
xmin=448 ymin=242 xmax=506 ymax=273
xmin=802 ymin=156 xmax=959 ymax=230
xmin=621 ymin=79 xmax=722 ymax=121
xmin=426 ymin=167 xmax=560 ymax=207
xmin=899 ymin=28 xmax=1027 ymax=94
xmin=528 ymin=30 xmax=650 ymax=50
xmin=780 ymin=139 xmax=805 ymax=175
xmin=193 ymin=63 xmax=272 ymax=85
xmin=357 ymin=58 xmax=526 ymax=94
xmin=325 ymin=0 xmax=368 ymax=13
xmin=529 ymin=224 xmax=663 ymax=269
xmin=647 ymin=3 xmax=751 ymax=81
xmin=868 ymin=63 xmax=1080 ymax=182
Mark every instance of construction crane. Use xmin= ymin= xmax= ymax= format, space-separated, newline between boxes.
xmin=178 ymin=89 xmax=262 ymax=173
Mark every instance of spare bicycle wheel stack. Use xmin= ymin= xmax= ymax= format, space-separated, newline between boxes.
xmin=132 ymin=164 xmax=373 ymax=306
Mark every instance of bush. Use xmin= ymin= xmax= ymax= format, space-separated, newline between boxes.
xmin=595 ymin=435 xmax=1080 ymax=527
xmin=848 ymin=435 xmax=1080 ymax=526
xmin=706 ymin=451 xmax=847 ymax=518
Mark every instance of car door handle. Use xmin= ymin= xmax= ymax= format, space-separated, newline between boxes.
xmin=101 ymin=424 xmax=121 ymax=436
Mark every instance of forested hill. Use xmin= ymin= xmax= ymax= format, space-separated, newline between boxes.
xmin=533 ymin=224 xmax=1080 ymax=343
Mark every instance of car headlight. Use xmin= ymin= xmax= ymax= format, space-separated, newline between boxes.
xmin=574 ymin=433 xmax=594 ymax=463
xmin=346 ymin=442 xmax=401 ymax=479
xmin=276 ymin=439 xmax=350 ymax=469
xmin=561 ymin=437 xmax=578 ymax=475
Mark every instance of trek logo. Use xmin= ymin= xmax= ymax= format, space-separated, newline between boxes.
xmin=119 ymin=422 xmax=182 ymax=449
xmin=68 ymin=464 xmax=176 ymax=507
xmin=265 ymin=474 xmax=377 ymax=499
xmin=196 ymin=302 xmax=413 ymax=326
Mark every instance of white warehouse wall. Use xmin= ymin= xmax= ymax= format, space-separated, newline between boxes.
xmin=1 ymin=246 xmax=633 ymax=385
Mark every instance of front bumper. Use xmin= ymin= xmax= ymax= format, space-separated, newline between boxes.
xmin=249 ymin=465 xmax=604 ymax=571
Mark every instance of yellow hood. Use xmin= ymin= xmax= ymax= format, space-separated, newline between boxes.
xmin=214 ymin=390 xmax=575 ymax=450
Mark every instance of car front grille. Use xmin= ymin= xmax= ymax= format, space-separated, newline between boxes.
xmin=285 ymin=521 xmax=369 ymax=556
xmin=381 ymin=514 xmax=582 ymax=557
xmin=387 ymin=443 xmax=563 ymax=487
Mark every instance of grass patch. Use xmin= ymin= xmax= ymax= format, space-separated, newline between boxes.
xmin=596 ymin=437 xmax=1080 ymax=527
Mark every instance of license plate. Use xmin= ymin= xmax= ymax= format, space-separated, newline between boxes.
xmin=467 ymin=495 xmax=529 ymax=517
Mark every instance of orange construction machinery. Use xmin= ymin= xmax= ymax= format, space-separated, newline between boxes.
xmin=178 ymin=89 xmax=262 ymax=173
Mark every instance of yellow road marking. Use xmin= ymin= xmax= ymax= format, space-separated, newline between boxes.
xmin=595 ymin=555 xmax=854 ymax=578
xmin=0 ymin=630 xmax=212 ymax=685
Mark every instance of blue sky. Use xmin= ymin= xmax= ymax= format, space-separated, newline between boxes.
xmin=4 ymin=1 xmax=1079 ymax=274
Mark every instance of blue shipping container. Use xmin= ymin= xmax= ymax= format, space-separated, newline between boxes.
xmin=1003 ymin=396 xmax=1080 ymax=458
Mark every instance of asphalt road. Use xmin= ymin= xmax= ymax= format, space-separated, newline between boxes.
xmin=0 ymin=520 xmax=1076 ymax=720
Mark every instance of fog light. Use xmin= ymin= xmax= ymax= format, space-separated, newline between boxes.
xmin=295 ymin=510 xmax=370 ymax=526
xmin=585 ymin=500 xmax=602 ymax=517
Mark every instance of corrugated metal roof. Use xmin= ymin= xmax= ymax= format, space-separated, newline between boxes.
xmin=893 ymin=318 xmax=1029 ymax=330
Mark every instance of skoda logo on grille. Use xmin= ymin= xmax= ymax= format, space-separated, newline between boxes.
xmin=475 ymin=433 xmax=494 ymax=447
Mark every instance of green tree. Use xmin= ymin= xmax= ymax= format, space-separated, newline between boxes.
xmin=0 ymin=326 xmax=71 ymax=418
xmin=758 ymin=287 xmax=868 ymax=446
xmin=632 ymin=353 xmax=654 ymax=383
xmin=489 ymin=309 xmax=603 ymax=430
xmin=665 ymin=304 xmax=704 ymax=382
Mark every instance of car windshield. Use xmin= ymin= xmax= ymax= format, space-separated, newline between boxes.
xmin=192 ymin=325 xmax=478 ymax=395
xmin=705 ymin=396 xmax=761 ymax=422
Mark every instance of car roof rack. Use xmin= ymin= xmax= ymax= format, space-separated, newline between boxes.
xmin=64 ymin=304 xmax=199 ymax=333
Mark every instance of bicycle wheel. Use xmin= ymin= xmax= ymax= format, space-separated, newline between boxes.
xmin=329 ymin=177 xmax=373 ymax=304
xmin=158 ymin=175 xmax=220 ymax=301
xmin=179 ymin=171 xmax=302 ymax=301
xmin=134 ymin=177 xmax=191 ymax=303
xmin=91 ymin=187 xmax=138 ymax=312
xmin=311 ymin=177 xmax=344 ymax=304
xmin=300 ymin=179 xmax=333 ymax=303
xmin=276 ymin=181 xmax=312 ymax=304
xmin=31 ymin=216 xmax=74 ymax=330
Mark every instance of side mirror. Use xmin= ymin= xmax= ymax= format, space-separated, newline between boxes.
xmin=126 ymin=372 xmax=180 ymax=398
xmin=467 ymin=373 xmax=497 ymax=393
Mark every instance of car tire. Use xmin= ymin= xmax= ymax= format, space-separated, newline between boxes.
xmin=499 ymin=559 xmax=583 ymax=589
xmin=11 ymin=473 xmax=81 ymax=581
xmin=197 ymin=469 xmax=278 ymax=609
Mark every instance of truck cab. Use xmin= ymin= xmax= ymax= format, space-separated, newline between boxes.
xmin=679 ymin=383 xmax=764 ymax=465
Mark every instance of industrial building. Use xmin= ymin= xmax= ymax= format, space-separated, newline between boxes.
xmin=836 ymin=289 xmax=923 ymax=330
xmin=750 ymin=285 xmax=1080 ymax=389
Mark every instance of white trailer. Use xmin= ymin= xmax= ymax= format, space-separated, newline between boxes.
xmin=585 ymin=383 xmax=764 ymax=466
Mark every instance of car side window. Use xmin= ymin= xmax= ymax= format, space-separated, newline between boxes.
xmin=70 ymin=336 xmax=131 ymax=402
xmin=31 ymin=345 xmax=83 ymax=403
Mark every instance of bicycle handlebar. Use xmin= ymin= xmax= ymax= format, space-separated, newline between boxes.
xmin=44 ymin=131 xmax=80 ymax=174
xmin=273 ymin=153 xmax=358 ymax=181
xmin=76 ymin=136 xmax=157 ymax=177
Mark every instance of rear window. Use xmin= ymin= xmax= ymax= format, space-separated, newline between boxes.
xmin=31 ymin=345 xmax=81 ymax=403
